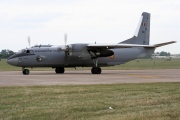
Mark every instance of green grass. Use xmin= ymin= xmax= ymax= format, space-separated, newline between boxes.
xmin=1 ymin=59 xmax=180 ymax=71
xmin=0 ymin=59 xmax=19 ymax=71
xmin=0 ymin=83 xmax=180 ymax=120
xmin=105 ymin=59 xmax=180 ymax=70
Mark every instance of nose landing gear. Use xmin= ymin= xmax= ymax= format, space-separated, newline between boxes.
xmin=22 ymin=68 xmax=30 ymax=75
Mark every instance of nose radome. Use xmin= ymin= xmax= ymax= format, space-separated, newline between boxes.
xmin=7 ymin=58 xmax=18 ymax=66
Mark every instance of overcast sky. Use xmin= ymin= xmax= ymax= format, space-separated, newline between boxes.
xmin=0 ymin=0 xmax=179 ymax=54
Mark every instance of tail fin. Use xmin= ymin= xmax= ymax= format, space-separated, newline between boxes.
xmin=120 ymin=12 xmax=150 ymax=45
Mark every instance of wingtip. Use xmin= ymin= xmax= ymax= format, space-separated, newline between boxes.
xmin=168 ymin=41 xmax=177 ymax=44
xmin=153 ymin=41 xmax=176 ymax=48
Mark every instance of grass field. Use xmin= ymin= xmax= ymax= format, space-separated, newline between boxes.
xmin=0 ymin=83 xmax=180 ymax=120
xmin=1 ymin=58 xmax=180 ymax=71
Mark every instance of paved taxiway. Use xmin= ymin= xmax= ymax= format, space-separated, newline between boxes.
xmin=0 ymin=69 xmax=180 ymax=86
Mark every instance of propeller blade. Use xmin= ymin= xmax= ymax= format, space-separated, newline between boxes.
xmin=28 ymin=36 xmax=31 ymax=47
xmin=61 ymin=33 xmax=71 ymax=54
xmin=64 ymin=34 xmax=67 ymax=46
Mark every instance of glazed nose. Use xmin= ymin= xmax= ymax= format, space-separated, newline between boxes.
xmin=7 ymin=58 xmax=18 ymax=66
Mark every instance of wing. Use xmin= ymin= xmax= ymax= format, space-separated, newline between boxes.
xmin=87 ymin=41 xmax=176 ymax=49
xmin=87 ymin=41 xmax=176 ymax=59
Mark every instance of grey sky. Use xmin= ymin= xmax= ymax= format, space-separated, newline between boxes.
xmin=0 ymin=0 xmax=179 ymax=53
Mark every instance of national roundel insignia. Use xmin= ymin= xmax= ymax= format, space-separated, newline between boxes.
xmin=109 ymin=55 xmax=115 ymax=59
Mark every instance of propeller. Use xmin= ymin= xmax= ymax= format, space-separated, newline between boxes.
xmin=64 ymin=33 xmax=67 ymax=46
xmin=28 ymin=36 xmax=31 ymax=47
xmin=60 ymin=33 xmax=72 ymax=56
xmin=61 ymin=33 xmax=69 ymax=51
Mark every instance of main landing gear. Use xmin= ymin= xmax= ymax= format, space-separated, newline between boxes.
xmin=91 ymin=59 xmax=102 ymax=74
xmin=91 ymin=67 xmax=101 ymax=74
xmin=22 ymin=68 xmax=30 ymax=75
xmin=55 ymin=67 xmax=65 ymax=74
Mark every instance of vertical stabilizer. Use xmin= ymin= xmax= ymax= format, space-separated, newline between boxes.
xmin=120 ymin=12 xmax=150 ymax=45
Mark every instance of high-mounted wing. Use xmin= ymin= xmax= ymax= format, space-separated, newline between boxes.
xmin=87 ymin=41 xmax=176 ymax=59
xmin=87 ymin=41 xmax=176 ymax=49
xmin=87 ymin=43 xmax=150 ymax=49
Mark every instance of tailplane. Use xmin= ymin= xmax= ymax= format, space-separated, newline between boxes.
xmin=120 ymin=12 xmax=150 ymax=45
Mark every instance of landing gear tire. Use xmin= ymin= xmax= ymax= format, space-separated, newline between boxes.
xmin=55 ymin=67 xmax=65 ymax=74
xmin=91 ymin=67 xmax=101 ymax=74
xmin=23 ymin=69 xmax=30 ymax=75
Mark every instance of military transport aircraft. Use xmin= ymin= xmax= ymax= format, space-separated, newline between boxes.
xmin=7 ymin=12 xmax=176 ymax=75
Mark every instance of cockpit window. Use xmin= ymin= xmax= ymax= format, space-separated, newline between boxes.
xmin=27 ymin=50 xmax=34 ymax=53
xmin=19 ymin=49 xmax=34 ymax=54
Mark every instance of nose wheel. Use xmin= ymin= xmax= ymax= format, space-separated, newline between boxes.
xmin=22 ymin=68 xmax=30 ymax=75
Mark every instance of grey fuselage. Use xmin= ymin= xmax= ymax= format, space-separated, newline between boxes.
xmin=7 ymin=43 xmax=154 ymax=68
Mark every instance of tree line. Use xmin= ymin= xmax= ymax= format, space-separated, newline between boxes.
xmin=156 ymin=51 xmax=171 ymax=56
xmin=0 ymin=49 xmax=15 ymax=59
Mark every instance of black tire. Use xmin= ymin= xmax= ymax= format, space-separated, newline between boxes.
xmin=22 ymin=69 xmax=30 ymax=75
xmin=97 ymin=67 xmax=101 ymax=74
xmin=60 ymin=67 xmax=65 ymax=73
xmin=91 ymin=67 xmax=95 ymax=74
xmin=55 ymin=67 xmax=65 ymax=74
xmin=91 ymin=67 xmax=101 ymax=74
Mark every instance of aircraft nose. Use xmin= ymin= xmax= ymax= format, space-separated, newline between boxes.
xmin=7 ymin=58 xmax=18 ymax=66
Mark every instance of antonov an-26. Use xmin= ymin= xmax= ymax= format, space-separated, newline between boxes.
xmin=7 ymin=12 xmax=176 ymax=75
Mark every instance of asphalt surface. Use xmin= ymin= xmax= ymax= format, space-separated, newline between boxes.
xmin=0 ymin=69 xmax=180 ymax=86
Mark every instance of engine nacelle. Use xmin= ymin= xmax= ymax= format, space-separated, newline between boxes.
xmin=96 ymin=49 xmax=114 ymax=57
xmin=89 ymin=49 xmax=114 ymax=59
xmin=66 ymin=44 xmax=92 ymax=59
